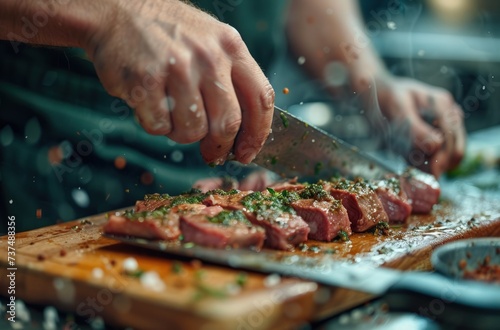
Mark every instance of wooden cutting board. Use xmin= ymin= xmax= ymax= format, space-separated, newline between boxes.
xmin=2 ymin=195 xmax=500 ymax=329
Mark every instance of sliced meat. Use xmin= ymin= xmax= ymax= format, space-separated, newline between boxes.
xmin=399 ymin=168 xmax=441 ymax=214
xmin=271 ymin=182 xmax=351 ymax=241
xmin=324 ymin=179 xmax=389 ymax=232
xmin=371 ymin=178 xmax=412 ymax=223
xmin=268 ymin=178 xmax=305 ymax=192
xmin=204 ymin=190 xmax=310 ymax=250
xmin=103 ymin=204 xmax=210 ymax=240
xmin=291 ymin=198 xmax=351 ymax=241
xmin=135 ymin=193 xmax=172 ymax=212
xmin=180 ymin=210 xmax=265 ymax=250
xmin=203 ymin=190 xmax=253 ymax=208
xmin=135 ymin=189 xmax=207 ymax=212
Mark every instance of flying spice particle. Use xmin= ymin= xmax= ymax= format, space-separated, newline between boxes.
xmin=141 ymin=172 xmax=154 ymax=185
xmin=114 ymin=156 xmax=127 ymax=170
xmin=282 ymin=87 xmax=289 ymax=95
xmin=36 ymin=209 xmax=42 ymax=218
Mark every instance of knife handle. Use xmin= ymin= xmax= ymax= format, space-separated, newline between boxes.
xmin=385 ymin=272 xmax=500 ymax=330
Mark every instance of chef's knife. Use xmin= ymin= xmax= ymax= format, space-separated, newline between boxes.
xmin=104 ymin=234 xmax=500 ymax=330
xmin=252 ymin=106 xmax=394 ymax=180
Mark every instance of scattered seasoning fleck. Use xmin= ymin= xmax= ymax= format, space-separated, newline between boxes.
xmin=92 ymin=268 xmax=104 ymax=279
xmin=59 ymin=249 xmax=67 ymax=257
xmin=314 ymin=162 xmax=323 ymax=175
xmin=337 ymin=230 xmax=350 ymax=242
xmin=192 ymin=283 xmax=227 ymax=301
xmin=309 ymin=245 xmax=322 ymax=253
xmin=299 ymin=243 xmax=309 ymax=252
xmin=122 ymin=257 xmax=139 ymax=273
xmin=184 ymin=242 xmax=195 ymax=249
xmin=270 ymin=155 xmax=278 ymax=165
xmin=36 ymin=209 xmax=42 ymax=218
xmin=114 ymin=156 xmax=127 ymax=170
xmin=191 ymin=259 xmax=202 ymax=270
xmin=263 ymin=274 xmax=281 ymax=287
xmin=171 ymin=262 xmax=183 ymax=274
xmin=109 ymin=259 xmax=117 ymax=267
xmin=194 ymin=270 xmax=206 ymax=281
xmin=140 ymin=172 xmax=154 ymax=185
xmin=466 ymin=251 xmax=472 ymax=259
xmin=236 ymin=272 xmax=248 ymax=287
xmin=377 ymin=246 xmax=393 ymax=255
xmin=459 ymin=259 xmax=467 ymax=270
xmin=37 ymin=254 xmax=46 ymax=261
xmin=373 ymin=222 xmax=390 ymax=236
xmin=80 ymin=219 xmax=92 ymax=225
xmin=279 ymin=112 xmax=289 ymax=128
xmin=282 ymin=87 xmax=289 ymax=94
xmin=126 ymin=269 xmax=145 ymax=278
xmin=324 ymin=248 xmax=336 ymax=255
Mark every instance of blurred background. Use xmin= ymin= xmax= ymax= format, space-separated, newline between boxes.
xmin=274 ymin=0 xmax=500 ymax=142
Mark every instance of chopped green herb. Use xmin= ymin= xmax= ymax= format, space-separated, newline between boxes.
xmin=309 ymin=245 xmax=322 ymax=253
xmin=299 ymin=183 xmax=328 ymax=200
xmin=125 ymin=269 xmax=145 ymax=278
xmin=207 ymin=210 xmax=250 ymax=226
xmin=373 ymin=221 xmax=390 ymax=236
xmin=324 ymin=248 xmax=336 ymax=255
xmin=280 ymin=112 xmax=289 ymax=128
xmin=80 ymin=219 xmax=92 ymax=225
xmin=184 ymin=242 xmax=195 ymax=249
xmin=171 ymin=262 xmax=183 ymax=274
xmin=314 ymin=162 xmax=323 ymax=175
xmin=271 ymin=156 xmax=278 ymax=165
xmin=337 ymin=230 xmax=350 ymax=242
xmin=192 ymin=283 xmax=228 ymax=301
xmin=236 ymin=272 xmax=248 ymax=287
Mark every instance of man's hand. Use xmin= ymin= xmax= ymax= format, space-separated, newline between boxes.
xmin=367 ymin=75 xmax=466 ymax=177
xmin=1 ymin=0 xmax=274 ymax=165
xmin=286 ymin=0 xmax=465 ymax=177
xmin=86 ymin=0 xmax=274 ymax=165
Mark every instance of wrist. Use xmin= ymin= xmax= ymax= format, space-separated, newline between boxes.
xmin=0 ymin=0 xmax=107 ymax=50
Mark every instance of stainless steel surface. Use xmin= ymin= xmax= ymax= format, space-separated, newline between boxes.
xmin=431 ymin=237 xmax=500 ymax=279
xmin=252 ymin=106 xmax=395 ymax=181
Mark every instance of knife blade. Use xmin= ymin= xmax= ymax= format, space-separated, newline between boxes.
xmin=252 ymin=106 xmax=394 ymax=180
xmin=105 ymin=234 xmax=500 ymax=329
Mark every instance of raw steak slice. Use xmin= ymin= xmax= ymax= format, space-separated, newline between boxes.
xmin=103 ymin=204 xmax=211 ymax=240
xmin=271 ymin=182 xmax=351 ymax=241
xmin=203 ymin=190 xmax=310 ymax=250
xmin=269 ymin=178 xmax=305 ymax=192
xmin=323 ymin=179 xmax=389 ymax=232
xmin=291 ymin=198 xmax=351 ymax=241
xmin=399 ymin=168 xmax=441 ymax=214
xmin=135 ymin=189 xmax=207 ymax=212
xmin=371 ymin=178 xmax=412 ymax=223
xmin=180 ymin=210 xmax=265 ymax=250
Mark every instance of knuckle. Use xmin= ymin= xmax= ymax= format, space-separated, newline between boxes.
xmin=172 ymin=128 xmax=208 ymax=144
xmin=259 ymin=82 xmax=276 ymax=111
xmin=220 ymin=25 xmax=246 ymax=55
xmin=223 ymin=115 xmax=242 ymax=137
xmin=168 ymin=53 xmax=191 ymax=82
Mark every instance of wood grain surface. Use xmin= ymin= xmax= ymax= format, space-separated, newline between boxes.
xmin=1 ymin=195 xmax=500 ymax=329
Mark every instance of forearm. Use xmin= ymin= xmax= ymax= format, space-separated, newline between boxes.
xmin=286 ymin=0 xmax=387 ymax=88
xmin=0 ymin=0 xmax=108 ymax=50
